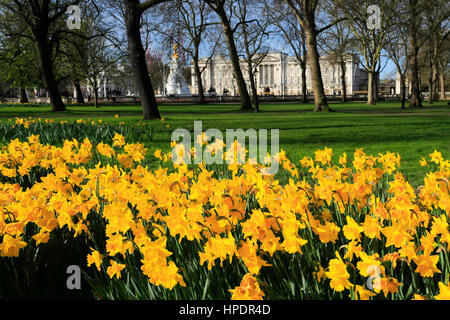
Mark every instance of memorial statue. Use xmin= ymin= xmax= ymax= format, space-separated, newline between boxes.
xmin=166 ymin=43 xmax=191 ymax=96
xmin=172 ymin=43 xmax=179 ymax=60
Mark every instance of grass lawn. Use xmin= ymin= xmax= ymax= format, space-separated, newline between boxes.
xmin=1 ymin=100 xmax=449 ymax=187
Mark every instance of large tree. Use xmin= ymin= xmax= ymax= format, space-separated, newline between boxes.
xmin=0 ymin=19 xmax=41 ymax=103
xmin=438 ymin=38 xmax=449 ymax=101
xmin=407 ymin=0 xmax=423 ymax=108
xmin=120 ymin=0 xmax=172 ymax=119
xmin=0 ymin=0 xmax=83 ymax=111
xmin=204 ymin=0 xmax=253 ymax=110
xmin=283 ymin=0 xmax=347 ymax=112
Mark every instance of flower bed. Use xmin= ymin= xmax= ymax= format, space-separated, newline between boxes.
xmin=0 ymin=132 xmax=449 ymax=300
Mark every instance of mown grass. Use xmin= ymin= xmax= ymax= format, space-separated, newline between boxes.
xmin=1 ymin=100 xmax=449 ymax=187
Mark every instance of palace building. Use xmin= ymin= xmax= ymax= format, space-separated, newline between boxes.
xmin=191 ymin=52 xmax=369 ymax=96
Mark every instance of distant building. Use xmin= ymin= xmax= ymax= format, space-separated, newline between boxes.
xmin=191 ymin=52 xmax=369 ymax=96
xmin=379 ymin=79 xmax=397 ymax=95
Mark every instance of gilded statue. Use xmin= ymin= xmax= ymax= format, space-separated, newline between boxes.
xmin=172 ymin=43 xmax=179 ymax=60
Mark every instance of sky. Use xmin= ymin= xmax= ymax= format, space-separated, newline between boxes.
xmin=380 ymin=59 xmax=397 ymax=80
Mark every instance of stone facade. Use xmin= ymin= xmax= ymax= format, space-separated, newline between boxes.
xmin=191 ymin=52 xmax=368 ymax=96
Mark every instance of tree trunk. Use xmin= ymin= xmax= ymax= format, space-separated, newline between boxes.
xmin=340 ymin=60 xmax=347 ymax=103
xmin=439 ymin=69 xmax=446 ymax=100
xmin=74 ymin=80 xmax=84 ymax=104
xmin=37 ymin=37 xmax=66 ymax=112
xmin=401 ymin=75 xmax=407 ymax=109
xmin=301 ymin=61 xmax=308 ymax=103
xmin=428 ymin=67 xmax=433 ymax=104
xmin=193 ymin=57 xmax=206 ymax=105
xmin=408 ymin=0 xmax=423 ymax=108
xmin=433 ymin=66 xmax=439 ymax=102
xmin=367 ymin=71 xmax=375 ymax=105
xmin=428 ymin=54 xmax=434 ymax=104
xmin=301 ymin=29 xmax=308 ymax=104
xmin=125 ymin=1 xmax=160 ymax=119
xmin=248 ymin=63 xmax=259 ymax=113
xmin=408 ymin=51 xmax=422 ymax=108
xmin=374 ymin=72 xmax=379 ymax=102
xmin=304 ymin=26 xmax=329 ymax=112
xmin=19 ymin=87 xmax=28 ymax=103
xmin=432 ymin=42 xmax=439 ymax=102
xmin=94 ymin=85 xmax=99 ymax=108
xmin=218 ymin=11 xmax=252 ymax=110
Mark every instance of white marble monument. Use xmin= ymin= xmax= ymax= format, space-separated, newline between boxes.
xmin=166 ymin=44 xmax=191 ymax=96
